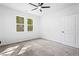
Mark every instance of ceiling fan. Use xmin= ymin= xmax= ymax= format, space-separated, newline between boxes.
xmin=29 ymin=3 xmax=50 ymax=12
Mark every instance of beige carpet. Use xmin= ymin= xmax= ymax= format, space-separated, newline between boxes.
xmin=0 ymin=38 xmax=79 ymax=56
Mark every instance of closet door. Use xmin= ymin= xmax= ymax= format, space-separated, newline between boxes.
xmin=55 ymin=17 xmax=65 ymax=43
xmin=64 ymin=15 xmax=76 ymax=47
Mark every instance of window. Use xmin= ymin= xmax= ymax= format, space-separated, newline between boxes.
xmin=27 ymin=18 xmax=33 ymax=31
xmin=16 ymin=16 xmax=24 ymax=32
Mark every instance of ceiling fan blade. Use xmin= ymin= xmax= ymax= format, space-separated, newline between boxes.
xmin=41 ymin=6 xmax=50 ymax=8
xmin=40 ymin=9 xmax=42 ymax=12
xmin=29 ymin=3 xmax=38 ymax=7
xmin=32 ymin=8 xmax=38 ymax=11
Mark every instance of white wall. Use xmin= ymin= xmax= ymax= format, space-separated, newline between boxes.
xmin=41 ymin=4 xmax=79 ymax=48
xmin=76 ymin=14 xmax=79 ymax=48
xmin=0 ymin=5 xmax=40 ymax=45
xmin=0 ymin=6 xmax=4 ymax=43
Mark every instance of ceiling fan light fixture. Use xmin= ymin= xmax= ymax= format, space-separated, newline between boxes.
xmin=38 ymin=6 xmax=41 ymax=9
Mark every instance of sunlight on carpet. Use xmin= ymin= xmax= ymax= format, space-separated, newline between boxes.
xmin=0 ymin=45 xmax=19 ymax=56
xmin=18 ymin=45 xmax=32 ymax=55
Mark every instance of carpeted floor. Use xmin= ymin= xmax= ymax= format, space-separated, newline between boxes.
xmin=0 ymin=38 xmax=79 ymax=56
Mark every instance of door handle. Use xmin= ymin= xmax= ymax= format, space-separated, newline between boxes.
xmin=61 ymin=31 xmax=64 ymax=33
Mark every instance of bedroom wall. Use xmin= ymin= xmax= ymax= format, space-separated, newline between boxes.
xmin=0 ymin=5 xmax=40 ymax=45
xmin=40 ymin=4 xmax=79 ymax=48
xmin=0 ymin=7 xmax=4 ymax=44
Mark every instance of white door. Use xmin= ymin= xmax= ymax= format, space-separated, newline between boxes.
xmin=54 ymin=17 xmax=65 ymax=43
xmin=64 ymin=15 xmax=76 ymax=47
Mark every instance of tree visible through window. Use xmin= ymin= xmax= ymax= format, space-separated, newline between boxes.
xmin=27 ymin=18 xmax=33 ymax=31
xmin=16 ymin=16 xmax=24 ymax=32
